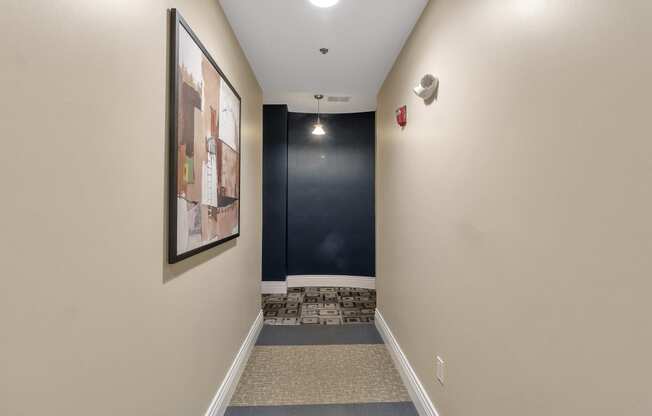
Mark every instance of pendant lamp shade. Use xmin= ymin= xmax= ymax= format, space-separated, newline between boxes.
xmin=312 ymin=94 xmax=326 ymax=136
xmin=312 ymin=124 xmax=325 ymax=135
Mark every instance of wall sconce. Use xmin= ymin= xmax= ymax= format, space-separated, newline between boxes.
xmin=413 ymin=74 xmax=438 ymax=101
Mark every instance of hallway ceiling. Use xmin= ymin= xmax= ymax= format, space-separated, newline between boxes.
xmin=219 ymin=0 xmax=428 ymax=113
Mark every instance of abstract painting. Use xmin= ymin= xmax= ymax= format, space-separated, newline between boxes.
xmin=168 ymin=9 xmax=241 ymax=263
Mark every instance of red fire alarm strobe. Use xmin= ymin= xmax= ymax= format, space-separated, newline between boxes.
xmin=396 ymin=105 xmax=407 ymax=127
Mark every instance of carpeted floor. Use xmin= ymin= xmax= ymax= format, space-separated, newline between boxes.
xmin=230 ymin=344 xmax=409 ymax=406
xmin=262 ymin=287 xmax=376 ymax=325
xmin=226 ymin=287 xmax=417 ymax=416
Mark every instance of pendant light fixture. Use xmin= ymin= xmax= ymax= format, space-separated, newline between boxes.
xmin=312 ymin=94 xmax=326 ymax=135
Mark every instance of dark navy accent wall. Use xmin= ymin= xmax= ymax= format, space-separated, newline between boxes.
xmin=286 ymin=112 xmax=375 ymax=277
xmin=262 ymin=105 xmax=288 ymax=281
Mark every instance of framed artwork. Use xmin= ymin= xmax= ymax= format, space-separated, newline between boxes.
xmin=168 ymin=9 xmax=241 ymax=263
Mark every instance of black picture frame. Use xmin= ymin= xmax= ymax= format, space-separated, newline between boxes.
xmin=168 ymin=9 xmax=242 ymax=264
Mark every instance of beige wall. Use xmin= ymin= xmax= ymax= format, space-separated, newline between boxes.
xmin=377 ymin=1 xmax=652 ymax=415
xmin=0 ymin=1 xmax=262 ymax=415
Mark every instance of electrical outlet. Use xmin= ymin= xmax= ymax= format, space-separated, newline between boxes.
xmin=436 ymin=356 xmax=445 ymax=385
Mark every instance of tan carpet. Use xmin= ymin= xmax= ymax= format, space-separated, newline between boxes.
xmin=230 ymin=344 xmax=410 ymax=406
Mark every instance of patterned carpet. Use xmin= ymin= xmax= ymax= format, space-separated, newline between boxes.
xmin=226 ymin=298 xmax=418 ymax=416
xmin=230 ymin=344 xmax=409 ymax=406
xmin=262 ymin=287 xmax=376 ymax=325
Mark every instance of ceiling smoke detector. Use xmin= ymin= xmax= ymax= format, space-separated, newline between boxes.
xmin=319 ymin=48 xmax=329 ymax=55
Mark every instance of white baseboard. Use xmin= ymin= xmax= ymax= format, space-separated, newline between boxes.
xmin=204 ymin=310 xmax=263 ymax=416
xmin=287 ymin=275 xmax=375 ymax=289
xmin=261 ymin=276 xmax=375 ymax=294
xmin=375 ymin=309 xmax=439 ymax=416
xmin=261 ymin=280 xmax=287 ymax=294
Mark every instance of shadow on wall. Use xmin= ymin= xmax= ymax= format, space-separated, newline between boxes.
xmin=162 ymin=240 xmax=237 ymax=284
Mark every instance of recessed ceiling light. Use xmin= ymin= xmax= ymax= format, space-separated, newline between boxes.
xmin=309 ymin=0 xmax=339 ymax=8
